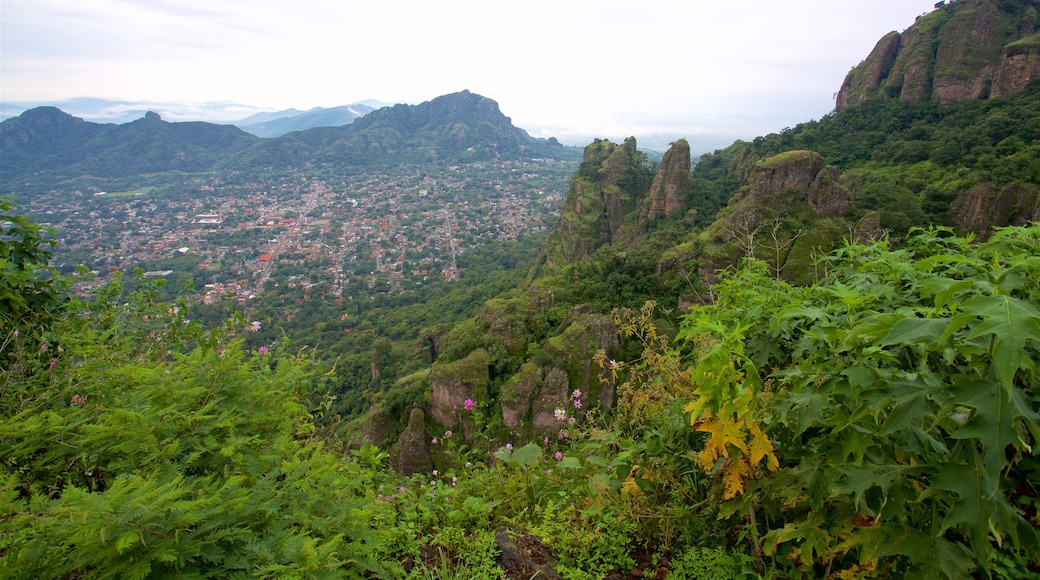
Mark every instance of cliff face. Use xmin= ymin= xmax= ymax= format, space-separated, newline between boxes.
xmin=638 ymin=139 xmax=692 ymax=224
xmin=537 ymin=137 xmax=652 ymax=270
xmin=836 ymin=0 xmax=1040 ymax=110
xmin=950 ymin=181 xmax=1040 ymax=236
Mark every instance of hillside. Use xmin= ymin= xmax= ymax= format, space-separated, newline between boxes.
xmin=0 ymin=91 xmax=578 ymax=195
xmin=0 ymin=108 xmax=257 ymax=190
xmin=3 ymin=0 xmax=1040 ymax=577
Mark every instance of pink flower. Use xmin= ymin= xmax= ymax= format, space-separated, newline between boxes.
xmin=558 ymin=430 xmax=569 ymax=440
xmin=505 ymin=443 xmax=513 ymax=450
xmin=431 ymin=438 xmax=439 ymax=445
xmin=444 ymin=430 xmax=453 ymax=438
xmin=248 ymin=321 xmax=261 ymax=332
xmin=543 ymin=437 xmax=549 ymax=445
xmin=463 ymin=399 xmax=475 ymax=411
xmin=48 ymin=358 xmax=58 ymax=370
xmin=554 ymin=451 xmax=564 ymax=461
xmin=554 ymin=409 xmax=567 ymax=421
xmin=572 ymin=389 xmax=582 ymax=399
xmin=257 ymin=346 xmax=268 ymax=355
xmin=568 ymin=417 xmax=577 ymax=425
xmin=39 ymin=343 xmax=48 ymax=352
xmin=573 ymin=399 xmax=582 ymax=409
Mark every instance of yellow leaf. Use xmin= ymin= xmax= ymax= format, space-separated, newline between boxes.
xmin=722 ymin=459 xmax=752 ymax=499
xmin=748 ymin=421 xmax=779 ymax=471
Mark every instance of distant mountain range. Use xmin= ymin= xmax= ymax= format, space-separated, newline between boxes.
xmin=0 ymin=97 xmax=391 ymax=138
xmin=0 ymin=91 xmax=578 ymax=195
xmin=234 ymin=104 xmax=378 ymax=137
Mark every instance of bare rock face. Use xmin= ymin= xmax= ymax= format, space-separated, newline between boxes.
xmin=950 ymin=182 xmax=1040 ymax=238
xmin=639 ymin=138 xmax=692 ymax=223
xmin=836 ymin=32 xmax=902 ymax=110
xmin=391 ymin=408 xmax=433 ymax=476
xmin=836 ymin=0 xmax=1040 ymax=110
xmin=428 ymin=349 xmax=490 ymax=428
xmin=992 ymin=40 xmax=1040 ymax=98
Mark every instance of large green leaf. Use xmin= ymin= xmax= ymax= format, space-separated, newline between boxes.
xmin=958 ymin=295 xmax=1040 ymax=389
xmin=947 ymin=375 xmax=1037 ymax=479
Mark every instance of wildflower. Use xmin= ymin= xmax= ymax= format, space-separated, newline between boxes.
xmin=609 ymin=359 xmax=620 ymax=369
xmin=431 ymin=438 xmax=439 ymax=445
xmin=48 ymin=358 xmax=58 ymax=370
xmin=444 ymin=430 xmax=453 ymax=438
xmin=554 ymin=451 xmax=564 ymax=461
xmin=463 ymin=399 xmax=475 ymax=411
xmin=545 ymin=469 xmax=552 ymax=475
xmin=558 ymin=429 xmax=569 ymax=440
xmin=432 ymin=470 xmax=439 ymax=476
xmin=505 ymin=443 xmax=513 ymax=450
xmin=572 ymin=389 xmax=582 ymax=399
xmin=465 ymin=462 xmax=472 ymax=468
xmin=257 ymin=346 xmax=268 ymax=355
xmin=573 ymin=399 xmax=583 ymax=409
xmin=248 ymin=321 xmax=261 ymax=332
xmin=568 ymin=417 xmax=577 ymax=425
xmin=554 ymin=408 xmax=567 ymax=421
xmin=39 ymin=343 xmax=48 ymax=352
xmin=543 ymin=437 xmax=549 ymax=445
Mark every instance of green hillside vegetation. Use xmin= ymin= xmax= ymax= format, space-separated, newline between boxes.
xmin=3 ymin=190 xmax=1038 ymax=577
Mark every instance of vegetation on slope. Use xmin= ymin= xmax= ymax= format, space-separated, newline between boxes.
xmin=3 ymin=203 xmax=1038 ymax=577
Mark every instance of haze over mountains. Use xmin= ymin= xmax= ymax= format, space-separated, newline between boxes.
xmin=0 ymin=90 xmax=577 ymax=195
xmin=0 ymin=97 xmax=389 ymax=139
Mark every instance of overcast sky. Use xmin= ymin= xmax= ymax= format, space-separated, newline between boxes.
xmin=2 ymin=0 xmax=938 ymax=150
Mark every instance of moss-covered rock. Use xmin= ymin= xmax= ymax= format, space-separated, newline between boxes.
xmin=428 ymin=348 xmax=490 ymax=428
xmin=391 ymin=408 xmax=433 ymax=476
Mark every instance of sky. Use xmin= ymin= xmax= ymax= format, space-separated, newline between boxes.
xmin=1 ymin=0 xmax=940 ymax=151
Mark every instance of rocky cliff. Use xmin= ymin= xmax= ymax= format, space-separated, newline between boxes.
xmin=837 ymin=0 xmax=1040 ymax=110
xmin=535 ymin=138 xmax=652 ymax=271
xmin=635 ymin=138 xmax=693 ymax=227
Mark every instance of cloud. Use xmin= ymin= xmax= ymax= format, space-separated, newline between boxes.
xmin=1 ymin=0 xmax=939 ymax=139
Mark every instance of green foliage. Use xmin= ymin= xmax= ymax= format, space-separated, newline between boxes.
xmin=0 ymin=197 xmax=60 ymax=335
xmin=1 ymin=278 xmax=390 ymax=577
xmin=664 ymin=225 xmax=1040 ymax=577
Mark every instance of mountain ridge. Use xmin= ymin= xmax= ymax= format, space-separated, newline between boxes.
xmin=0 ymin=91 xmax=578 ymax=194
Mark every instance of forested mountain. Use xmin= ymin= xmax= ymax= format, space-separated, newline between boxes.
xmin=0 ymin=108 xmax=258 ymax=188
xmin=3 ymin=0 xmax=1040 ymax=577
xmin=0 ymin=91 xmax=577 ymax=195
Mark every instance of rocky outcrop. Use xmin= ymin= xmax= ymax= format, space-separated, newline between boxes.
xmin=836 ymin=0 xmax=1040 ymax=110
xmin=836 ymin=32 xmax=903 ymax=110
xmin=500 ymin=363 xmax=543 ymax=429
xmin=536 ymin=137 xmax=652 ymax=271
xmin=428 ymin=349 xmax=490 ymax=428
xmin=500 ymin=310 xmax=620 ymax=433
xmin=950 ymin=182 xmax=1040 ymax=238
xmin=722 ymin=150 xmax=850 ymax=223
xmin=992 ymin=35 xmax=1040 ymax=97
xmin=638 ymin=139 xmax=692 ymax=225
xmin=391 ymin=408 xmax=433 ymax=476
